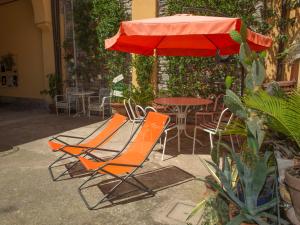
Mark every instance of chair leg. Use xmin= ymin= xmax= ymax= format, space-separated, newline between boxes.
xmin=48 ymin=153 xmax=77 ymax=181
xmin=192 ymin=127 xmax=197 ymax=155
xmin=56 ymin=106 xmax=58 ymax=116
xmin=209 ymin=133 xmax=214 ymax=150
xmin=161 ymin=131 xmax=168 ymax=161
xmin=102 ymin=110 xmax=105 ymax=120
xmin=177 ymin=129 xmax=180 ymax=153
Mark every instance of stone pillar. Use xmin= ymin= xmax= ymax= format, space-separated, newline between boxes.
xmin=131 ymin=0 xmax=158 ymax=88
xmin=31 ymin=0 xmax=55 ymax=102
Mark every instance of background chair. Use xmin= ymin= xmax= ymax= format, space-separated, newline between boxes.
xmin=87 ymin=88 xmax=111 ymax=119
xmin=55 ymin=87 xmax=79 ymax=116
xmin=193 ymin=108 xmax=234 ymax=154
xmin=195 ymin=94 xmax=224 ymax=124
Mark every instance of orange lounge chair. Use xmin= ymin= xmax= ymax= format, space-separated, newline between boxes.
xmin=77 ymin=111 xmax=170 ymax=209
xmin=48 ymin=113 xmax=128 ymax=181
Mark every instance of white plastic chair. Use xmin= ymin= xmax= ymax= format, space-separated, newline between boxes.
xmin=87 ymin=88 xmax=111 ymax=119
xmin=123 ymin=98 xmax=146 ymax=135
xmin=193 ymin=108 xmax=234 ymax=154
xmin=195 ymin=94 xmax=224 ymax=124
xmin=55 ymin=87 xmax=79 ymax=116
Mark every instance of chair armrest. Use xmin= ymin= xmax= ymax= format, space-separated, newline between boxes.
xmin=101 ymin=96 xmax=111 ymax=106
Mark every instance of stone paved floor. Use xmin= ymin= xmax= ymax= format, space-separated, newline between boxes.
xmin=0 ymin=105 xmax=213 ymax=225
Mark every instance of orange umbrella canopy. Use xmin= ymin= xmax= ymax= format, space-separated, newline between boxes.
xmin=105 ymin=14 xmax=272 ymax=57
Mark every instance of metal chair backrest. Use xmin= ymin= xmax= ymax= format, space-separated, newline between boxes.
xmin=66 ymin=87 xmax=80 ymax=103
xmin=205 ymin=94 xmax=216 ymax=111
xmin=123 ymin=98 xmax=135 ymax=122
xmin=214 ymin=94 xmax=225 ymax=112
xmin=99 ymin=88 xmax=110 ymax=99
xmin=215 ymin=108 xmax=233 ymax=132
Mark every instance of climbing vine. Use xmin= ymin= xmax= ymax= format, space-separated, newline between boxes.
xmin=127 ymin=55 xmax=155 ymax=106
xmin=163 ymin=0 xmax=274 ymax=97
xmin=165 ymin=0 xmax=300 ymax=83
xmin=72 ymin=0 xmax=131 ymax=87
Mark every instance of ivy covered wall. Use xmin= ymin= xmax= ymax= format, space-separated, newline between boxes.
xmin=157 ymin=0 xmax=271 ymax=97
xmin=63 ymin=0 xmax=132 ymax=89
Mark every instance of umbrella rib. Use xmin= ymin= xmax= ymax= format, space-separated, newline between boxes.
xmin=202 ymin=35 xmax=218 ymax=52
xmin=154 ymin=36 xmax=167 ymax=52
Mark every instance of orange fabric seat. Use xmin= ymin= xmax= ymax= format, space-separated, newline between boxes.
xmin=78 ymin=112 xmax=169 ymax=175
xmin=48 ymin=113 xmax=127 ymax=155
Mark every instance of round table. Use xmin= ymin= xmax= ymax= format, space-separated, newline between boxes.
xmin=71 ymin=91 xmax=95 ymax=117
xmin=154 ymin=97 xmax=213 ymax=152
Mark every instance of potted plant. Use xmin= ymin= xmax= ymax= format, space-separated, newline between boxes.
xmin=125 ymin=85 xmax=155 ymax=107
xmin=40 ymin=73 xmax=62 ymax=113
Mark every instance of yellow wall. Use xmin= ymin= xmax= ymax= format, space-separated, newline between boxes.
xmin=265 ymin=0 xmax=300 ymax=86
xmin=131 ymin=0 xmax=157 ymax=87
xmin=0 ymin=0 xmax=55 ymax=100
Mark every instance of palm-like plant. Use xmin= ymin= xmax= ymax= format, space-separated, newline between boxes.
xmin=244 ymin=90 xmax=300 ymax=149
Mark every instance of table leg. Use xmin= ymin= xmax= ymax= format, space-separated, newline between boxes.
xmin=182 ymin=106 xmax=204 ymax=146
xmin=82 ymin=95 xmax=86 ymax=115
xmin=163 ymin=104 xmax=205 ymax=153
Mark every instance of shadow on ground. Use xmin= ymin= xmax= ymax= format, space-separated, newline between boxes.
xmin=67 ymin=164 xmax=195 ymax=210
xmin=0 ymin=103 xmax=101 ymax=151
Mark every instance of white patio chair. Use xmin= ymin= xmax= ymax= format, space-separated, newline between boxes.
xmin=87 ymin=88 xmax=111 ymax=119
xmin=55 ymin=87 xmax=79 ymax=116
xmin=192 ymin=108 xmax=234 ymax=154
xmin=123 ymin=98 xmax=146 ymax=135
xmin=195 ymin=93 xmax=224 ymax=124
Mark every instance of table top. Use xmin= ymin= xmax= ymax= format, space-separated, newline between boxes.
xmin=70 ymin=91 xmax=95 ymax=96
xmin=154 ymin=97 xmax=213 ymax=106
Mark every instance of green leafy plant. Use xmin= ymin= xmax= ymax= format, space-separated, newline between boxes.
xmin=163 ymin=0 xmax=272 ymax=98
xmin=244 ymin=90 xmax=300 ymax=149
xmin=191 ymin=22 xmax=289 ymax=225
xmin=188 ymin=194 xmax=229 ymax=225
xmin=125 ymin=86 xmax=155 ymax=107
xmin=69 ymin=0 xmax=130 ymax=87
xmin=128 ymin=55 xmax=155 ymax=106
xmin=40 ymin=74 xmax=62 ymax=100
xmin=202 ymin=149 xmax=288 ymax=225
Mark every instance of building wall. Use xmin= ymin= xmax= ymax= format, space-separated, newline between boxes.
xmin=0 ymin=0 xmax=45 ymax=99
xmin=265 ymin=0 xmax=300 ymax=87
xmin=131 ymin=0 xmax=157 ymax=87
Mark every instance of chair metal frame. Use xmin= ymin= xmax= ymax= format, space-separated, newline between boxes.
xmin=55 ymin=87 xmax=80 ymax=116
xmin=78 ymin=112 xmax=171 ymax=210
xmin=193 ymin=108 xmax=234 ymax=154
xmin=48 ymin=114 xmax=128 ymax=181
xmin=195 ymin=94 xmax=225 ymax=124
xmin=87 ymin=88 xmax=111 ymax=119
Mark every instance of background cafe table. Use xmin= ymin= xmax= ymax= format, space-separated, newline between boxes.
xmin=154 ymin=97 xmax=213 ymax=152
xmin=71 ymin=91 xmax=95 ymax=117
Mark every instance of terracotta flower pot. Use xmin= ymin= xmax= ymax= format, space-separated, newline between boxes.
xmin=110 ymin=102 xmax=127 ymax=116
xmin=285 ymin=166 xmax=300 ymax=222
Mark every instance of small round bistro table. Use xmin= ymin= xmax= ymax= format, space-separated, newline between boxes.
xmin=71 ymin=91 xmax=95 ymax=117
xmin=154 ymin=97 xmax=213 ymax=152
